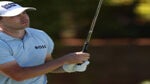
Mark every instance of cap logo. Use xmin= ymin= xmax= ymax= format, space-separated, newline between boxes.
xmin=1 ymin=3 xmax=17 ymax=9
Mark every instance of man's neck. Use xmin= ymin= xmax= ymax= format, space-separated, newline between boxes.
xmin=0 ymin=27 xmax=26 ymax=39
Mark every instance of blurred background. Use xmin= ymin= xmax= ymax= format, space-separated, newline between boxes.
xmin=13 ymin=0 xmax=150 ymax=84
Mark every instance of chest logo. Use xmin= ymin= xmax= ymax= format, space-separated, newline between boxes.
xmin=35 ymin=45 xmax=46 ymax=49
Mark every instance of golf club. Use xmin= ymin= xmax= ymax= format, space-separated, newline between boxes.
xmin=82 ymin=0 xmax=104 ymax=52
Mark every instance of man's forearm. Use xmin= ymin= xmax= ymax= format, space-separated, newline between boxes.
xmin=50 ymin=67 xmax=66 ymax=73
xmin=0 ymin=57 xmax=66 ymax=81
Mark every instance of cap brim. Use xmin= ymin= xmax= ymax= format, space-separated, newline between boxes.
xmin=0 ymin=7 xmax=36 ymax=17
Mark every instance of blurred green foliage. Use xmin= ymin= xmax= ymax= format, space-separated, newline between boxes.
xmin=12 ymin=0 xmax=150 ymax=39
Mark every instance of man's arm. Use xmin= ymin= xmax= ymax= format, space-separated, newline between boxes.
xmin=45 ymin=54 xmax=65 ymax=73
xmin=0 ymin=57 xmax=66 ymax=81
xmin=0 ymin=52 xmax=90 ymax=81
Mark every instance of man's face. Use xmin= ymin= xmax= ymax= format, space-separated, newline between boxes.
xmin=0 ymin=11 xmax=30 ymax=30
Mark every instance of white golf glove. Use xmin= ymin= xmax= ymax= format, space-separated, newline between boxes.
xmin=62 ymin=61 xmax=90 ymax=73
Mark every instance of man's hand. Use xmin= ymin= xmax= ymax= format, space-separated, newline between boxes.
xmin=62 ymin=61 xmax=90 ymax=73
xmin=62 ymin=52 xmax=90 ymax=64
xmin=74 ymin=61 xmax=90 ymax=72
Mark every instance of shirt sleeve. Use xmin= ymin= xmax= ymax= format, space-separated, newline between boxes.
xmin=42 ymin=32 xmax=54 ymax=55
xmin=0 ymin=41 xmax=15 ymax=64
xmin=47 ymin=36 xmax=54 ymax=54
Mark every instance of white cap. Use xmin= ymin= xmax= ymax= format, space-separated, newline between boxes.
xmin=0 ymin=1 xmax=36 ymax=17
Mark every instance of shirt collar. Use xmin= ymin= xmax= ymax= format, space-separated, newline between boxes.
xmin=0 ymin=28 xmax=31 ymax=41
xmin=0 ymin=32 xmax=16 ymax=41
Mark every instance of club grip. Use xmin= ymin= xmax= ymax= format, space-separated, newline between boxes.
xmin=82 ymin=42 xmax=88 ymax=52
xmin=77 ymin=42 xmax=89 ymax=65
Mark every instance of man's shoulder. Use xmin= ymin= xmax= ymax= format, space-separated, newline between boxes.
xmin=26 ymin=28 xmax=45 ymax=33
xmin=26 ymin=27 xmax=47 ymax=36
xmin=26 ymin=27 xmax=51 ymax=39
xmin=0 ymin=39 xmax=10 ymax=49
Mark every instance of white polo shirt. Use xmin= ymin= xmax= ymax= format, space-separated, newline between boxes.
xmin=0 ymin=28 xmax=54 ymax=84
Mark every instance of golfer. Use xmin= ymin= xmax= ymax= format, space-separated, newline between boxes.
xmin=0 ymin=1 xmax=90 ymax=84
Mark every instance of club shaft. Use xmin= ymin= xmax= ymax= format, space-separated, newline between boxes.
xmin=82 ymin=0 xmax=103 ymax=52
